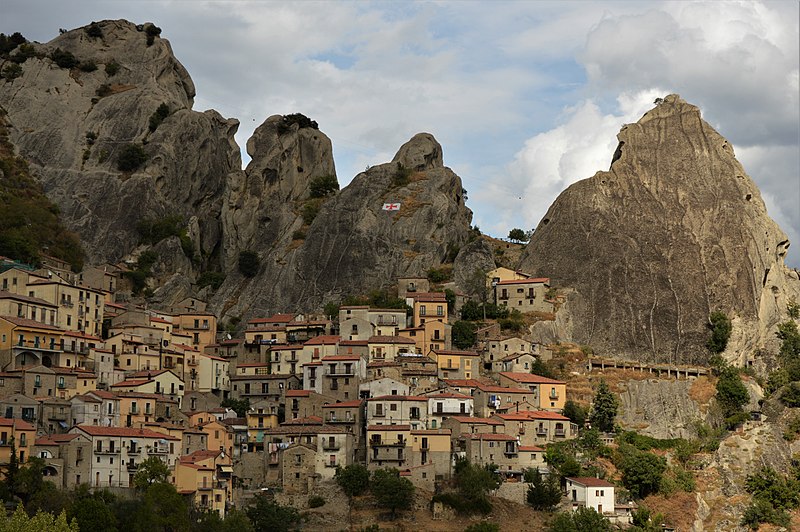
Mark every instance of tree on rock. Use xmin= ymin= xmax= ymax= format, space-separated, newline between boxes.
xmin=370 ymin=468 xmax=414 ymax=518
xmin=508 ymin=228 xmax=527 ymax=242
xmin=706 ymin=310 xmax=732 ymax=354
xmin=335 ymin=463 xmax=370 ymax=497
xmin=238 ymin=250 xmax=260 ymax=277
xmin=589 ymin=379 xmax=618 ymax=432
xmin=525 ymin=469 xmax=562 ymax=511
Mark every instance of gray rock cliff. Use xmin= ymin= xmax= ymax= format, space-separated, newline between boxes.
xmin=519 ymin=95 xmax=799 ymax=363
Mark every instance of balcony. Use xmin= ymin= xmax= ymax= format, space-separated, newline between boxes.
xmin=325 ymin=369 xmax=355 ymax=377
xmin=322 ymin=441 xmax=340 ymax=451
xmin=48 ymin=412 xmax=68 ymax=421
xmin=370 ymin=440 xmax=406 ymax=447
xmin=127 ymin=462 xmax=138 ymax=471
xmin=536 ymin=428 xmax=548 ymax=436
xmin=95 ymin=448 xmax=120 ymax=455
xmin=504 ymin=448 xmax=518 ymax=456
xmin=327 ymin=416 xmax=353 ymax=424
xmin=197 ymin=482 xmax=213 ymax=491
xmin=148 ymin=447 xmax=168 ymax=455
xmin=127 ymin=447 xmax=141 ymax=455
xmin=549 ymin=392 xmax=559 ymax=400
xmin=324 ymin=462 xmax=338 ymax=468
xmin=187 ymin=358 xmax=199 ymax=366
xmin=554 ymin=428 xmax=566 ymax=437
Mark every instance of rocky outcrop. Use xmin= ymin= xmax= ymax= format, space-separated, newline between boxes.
xmin=0 ymin=20 xmax=238 ymax=264
xmin=453 ymin=238 xmax=496 ymax=293
xmin=212 ymin=132 xmax=473 ymax=318
xmin=519 ymin=95 xmax=800 ymax=364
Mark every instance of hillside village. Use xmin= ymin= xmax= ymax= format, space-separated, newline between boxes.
xmin=0 ymin=252 xmax=645 ymax=524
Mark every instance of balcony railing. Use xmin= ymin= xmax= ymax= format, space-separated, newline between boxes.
xmin=187 ymin=359 xmax=199 ymax=366
xmin=324 ymin=462 xmax=338 ymax=468
xmin=325 ymin=370 xmax=355 ymax=377
xmin=554 ymin=429 xmax=566 ymax=437
xmin=536 ymin=428 xmax=548 ymax=436
xmin=148 ymin=447 xmax=168 ymax=455
xmin=370 ymin=440 xmax=406 ymax=447
xmin=327 ymin=417 xmax=353 ymax=424
xmin=197 ymin=482 xmax=213 ymax=491
xmin=127 ymin=447 xmax=141 ymax=455
xmin=322 ymin=441 xmax=340 ymax=450
xmin=504 ymin=448 xmax=518 ymax=456
xmin=95 ymin=448 xmax=120 ymax=455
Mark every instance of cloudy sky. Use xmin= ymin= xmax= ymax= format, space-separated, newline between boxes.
xmin=4 ymin=1 xmax=799 ymax=265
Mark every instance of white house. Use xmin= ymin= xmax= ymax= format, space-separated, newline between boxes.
xmin=565 ymin=477 xmax=616 ymax=515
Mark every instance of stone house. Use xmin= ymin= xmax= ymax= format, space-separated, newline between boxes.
xmin=472 ymin=383 xmax=534 ymax=417
xmin=431 ymin=349 xmax=480 ymax=380
xmin=498 ymin=372 xmax=566 ymax=411
xmin=366 ymin=395 xmax=428 ymax=430
xmin=493 ymin=278 xmax=552 ymax=313
xmin=33 ymin=432 xmax=92 ymax=489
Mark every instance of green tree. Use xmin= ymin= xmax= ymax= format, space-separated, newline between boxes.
xmin=525 ymin=469 xmax=562 ymax=510
xmin=777 ymin=319 xmax=800 ymax=359
xmin=334 ymin=463 xmax=370 ymax=497
xmin=70 ymin=495 xmax=118 ymax=531
xmin=139 ymin=482 xmax=190 ymax=531
xmin=452 ymin=459 xmax=501 ymax=514
xmin=452 ymin=320 xmax=477 ymax=349
xmin=221 ymin=397 xmax=250 ymax=417
xmin=463 ymin=268 xmax=491 ymax=320
xmin=706 ymin=310 xmax=732 ymax=354
xmin=133 ymin=456 xmax=171 ymax=489
xmin=238 ymin=250 xmax=260 ymax=277
xmin=245 ymin=494 xmax=300 ymax=531
xmin=0 ymin=505 xmax=78 ymax=532
xmin=308 ymin=174 xmax=339 ymax=197
xmin=508 ymin=228 xmax=527 ymax=242
xmin=544 ymin=442 xmax=581 ymax=479
xmin=563 ymin=400 xmax=587 ymax=428
xmin=117 ymin=143 xmax=148 ymax=171
xmin=549 ymin=507 xmax=612 ymax=532
xmin=617 ymin=444 xmax=666 ymax=499
xmin=589 ymin=379 xmax=618 ymax=432
xmin=464 ymin=523 xmax=500 ymax=532
xmin=148 ymin=103 xmax=170 ymax=132
xmin=716 ymin=365 xmax=749 ymax=428
xmin=370 ymin=468 xmax=414 ymax=518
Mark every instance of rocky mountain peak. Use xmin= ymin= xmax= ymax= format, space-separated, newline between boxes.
xmin=391 ymin=132 xmax=443 ymax=171
xmin=520 ymin=94 xmax=799 ymax=363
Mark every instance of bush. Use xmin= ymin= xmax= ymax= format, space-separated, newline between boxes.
xmin=246 ymin=495 xmax=300 ymax=532
xmin=277 ymin=113 xmax=318 ymax=134
xmin=464 ymin=523 xmax=499 ymax=532
xmin=716 ymin=365 xmax=749 ymax=424
xmin=9 ymin=43 xmax=36 ymax=64
xmin=96 ymin=84 xmax=112 ymax=97
xmin=291 ymin=230 xmax=306 ymax=241
xmin=335 ymin=464 xmax=370 ymax=497
xmin=0 ymin=32 xmax=27 ymax=56
xmin=117 ymin=144 xmax=148 ymax=172
xmin=301 ymin=201 xmax=319 ymax=225
xmin=393 ymin=162 xmax=413 ymax=187
xmin=148 ymin=103 xmax=170 ymax=132
xmin=78 ymin=60 xmax=97 ymax=72
xmin=549 ymin=507 xmax=612 ymax=532
xmin=307 ymin=495 xmax=325 ymax=508
xmin=105 ymin=60 xmax=120 ymax=76
xmin=136 ymin=215 xmax=184 ymax=244
xmin=707 ymin=310 xmax=732 ymax=354
xmin=145 ymin=24 xmax=162 ymax=46
xmin=427 ymin=267 xmax=450 ymax=283
xmin=617 ymin=444 xmax=666 ymax=499
xmin=238 ymin=250 xmax=260 ymax=277
xmin=309 ymin=174 xmax=339 ymax=198
xmin=50 ymin=48 xmax=79 ymax=69
xmin=85 ymin=131 xmax=98 ymax=145
xmin=452 ymin=320 xmax=477 ymax=350
xmin=563 ymin=400 xmax=587 ymax=427
xmin=1 ymin=63 xmax=23 ymax=81
xmin=526 ymin=469 xmax=562 ymax=510
xmin=197 ymin=271 xmax=225 ymax=291
xmin=85 ymin=22 xmax=103 ymax=38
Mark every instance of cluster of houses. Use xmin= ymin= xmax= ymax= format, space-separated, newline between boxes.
xmin=0 ymin=256 xmax=624 ymax=520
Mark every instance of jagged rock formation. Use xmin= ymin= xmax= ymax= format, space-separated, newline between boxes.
xmin=213 ymin=132 xmax=473 ymax=318
xmin=0 ymin=20 xmax=238 ymax=264
xmin=520 ymin=94 xmax=800 ymax=364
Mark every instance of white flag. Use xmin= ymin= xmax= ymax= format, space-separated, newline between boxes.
xmin=382 ymin=203 xmax=401 ymax=211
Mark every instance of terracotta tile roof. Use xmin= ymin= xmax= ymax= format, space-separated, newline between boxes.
xmin=448 ymin=416 xmax=504 ymax=425
xmin=285 ymin=390 xmax=310 ymax=397
xmin=149 ymin=317 xmax=171 ymax=324
xmin=411 ymin=428 xmax=451 ymax=435
xmin=35 ymin=433 xmax=80 ymax=445
xmin=0 ymin=417 xmax=35 ymax=430
xmin=495 ymin=278 xmax=550 ymax=285
xmin=74 ymin=425 xmax=179 ymax=440
xmin=322 ymin=354 xmax=363 ymax=361
xmin=179 ymin=449 xmax=224 ymax=464
xmin=0 ymin=315 xmax=63 ymax=331
xmin=111 ymin=379 xmax=152 ymax=388
xmin=423 ymin=391 xmax=472 ymax=400
xmin=566 ymin=477 xmax=616 ymax=488
xmin=248 ymin=314 xmax=296 ymax=325
xmin=411 ymin=292 xmax=447 ymax=302
xmin=499 ymin=372 xmax=564 ymax=385
xmin=519 ymin=445 xmax=545 ymax=452
xmin=369 ymin=395 xmax=428 ymax=401
xmin=367 ymin=361 xmax=398 ymax=368
xmin=282 ymin=415 xmax=323 ymax=425
xmin=367 ymin=424 xmax=411 ymax=431
xmin=71 ymin=394 xmax=102 ymax=403
xmin=323 ymin=400 xmax=363 ymax=408
xmin=339 ymin=340 xmax=368 ymax=346
xmin=368 ymin=335 xmax=416 ymax=344
xmin=303 ymin=335 xmax=341 ymax=346
xmin=442 ymin=379 xmax=482 ymax=388
xmin=475 ymin=383 xmax=532 ymax=394
xmin=87 ymin=390 xmax=117 ymax=399
xmin=465 ymin=432 xmax=517 ymax=441
xmin=433 ymin=349 xmax=480 ymax=357
xmin=0 ymin=291 xmax=56 ymax=306
xmin=269 ymin=345 xmax=299 ymax=351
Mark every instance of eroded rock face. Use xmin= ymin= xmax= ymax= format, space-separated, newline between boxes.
xmin=519 ymin=94 xmax=799 ymax=363
xmin=212 ymin=133 xmax=473 ymax=318
xmin=0 ymin=20 xmax=238 ymax=264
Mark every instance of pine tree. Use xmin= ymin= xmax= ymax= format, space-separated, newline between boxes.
xmin=589 ymin=379 xmax=619 ymax=432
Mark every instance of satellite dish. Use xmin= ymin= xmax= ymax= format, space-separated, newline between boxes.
xmin=226 ymin=334 xmax=232 ymax=340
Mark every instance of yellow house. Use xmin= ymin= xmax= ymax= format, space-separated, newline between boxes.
xmin=0 ymin=417 xmax=35 ymax=465
xmin=175 ymin=449 xmax=232 ymax=517
xmin=26 ymin=277 xmax=105 ymax=337
xmin=398 ymin=319 xmax=450 ymax=355
xmin=430 ymin=349 xmax=480 ymax=380
xmin=486 ymin=267 xmax=531 ymax=287
xmin=0 ymin=291 xmax=58 ymax=327
xmin=199 ymin=419 xmax=235 ymax=457
xmin=111 ymin=369 xmax=184 ymax=405
xmin=246 ymin=406 xmax=280 ymax=450
xmin=498 ymin=372 xmax=567 ymax=412
xmin=0 ymin=315 xmax=64 ymax=369
xmin=410 ymin=292 xmax=447 ymax=327
xmin=173 ymin=313 xmax=217 ymax=353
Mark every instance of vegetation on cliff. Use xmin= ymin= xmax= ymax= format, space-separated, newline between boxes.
xmin=0 ymin=112 xmax=84 ymax=271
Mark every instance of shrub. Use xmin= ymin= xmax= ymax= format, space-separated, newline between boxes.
xmin=85 ymin=131 xmax=98 ymax=145
xmin=85 ymin=22 xmax=103 ymax=38
xmin=238 ymin=250 xmax=260 ymax=277
xmin=393 ymin=162 xmax=413 ymax=187
xmin=309 ymin=174 xmax=339 ymax=198
xmin=716 ymin=365 xmax=749 ymax=425
xmin=335 ymin=464 xmax=370 ymax=497
xmin=452 ymin=320 xmax=477 ymax=350
xmin=277 ymin=113 xmax=318 ymax=134
xmin=197 ymin=272 xmax=225 ymax=291
xmin=145 ymin=24 xmax=162 ymax=46
xmin=589 ymin=379 xmax=619 ymax=433
xmin=291 ymin=230 xmax=306 ymax=241
xmin=78 ymin=60 xmax=97 ymax=72
xmin=464 ymin=523 xmax=499 ymax=532
xmin=105 ymin=60 xmax=120 ymax=76
xmin=549 ymin=507 xmax=612 ymax=532
xmin=117 ymin=144 xmax=147 ymax=172
xmin=10 ymin=43 xmax=36 ymax=64
xmin=50 ymin=47 xmax=79 ymax=69
xmin=526 ymin=469 xmax=561 ymax=510
xmin=1 ymin=63 xmax=23 ymax=81
xmin=617 ymin=444 xmax=666 ymax=499
xmin=301 ymin=201 xmax=319 ymax=225
xmin=0 ymin=32 xmax=27 ymax=56
xmin=96 ymin=84 xmax=112 ymax=97
xmin=307 ymin=495 xmax=325 ymax=508
xmin=427 ymin=267 xmax=450 ymax=283
xmin=563 ymin=400 xmax=587 ymax=427
xmin=148 ymin=103 xmax=170 ymax=132
xmin=706 ymin=310 xmax=732 ymax=354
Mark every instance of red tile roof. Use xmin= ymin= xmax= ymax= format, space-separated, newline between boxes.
xmin=369 ymin=395 xmax=428 ymax=401
xmin=73 ymin=425 xmax=179 ymax=440
xmin=323 ymin=400 xmax=363 ymax=409
xmin=285 ymin=390 xmax=311 ymax=397
xmin=367 ymin=424 xmax=411 ymax=431
xmin=499 ymin=372 xmax=564 ymax=385
xmin=519 ymin=445 xmax=545 ymax=452
xmin=448 ymin=416 xmax=503 ymax=425
xmin=368 ymin=335 xmax=416 ymax=344
xmin=475 ymin=384 xmax=532 ymax=394
xmin=423 ymin=392 xmax=472 ymax=400
xmin=0 ymin=315 xmax=63 ymax=331
xmin=35 ymin=433 xmax=80 ymax=445
xmin=411 ymin=292 xmax=447 ymax=302
xmin=495 ymin=278 xmax=550 ymax=285
xmin=466 ymin=433 xmax=516 ymax=441
xmin=566 ymin=477 xmax=616 ymax=488
xmin=248 ymin=314 xmax=296 ymax=325
xmin=433 ymin=349 xmax=480 ymax=357
xmin=0 ymin=417 xmax=35 ymax=430
xmin=303 ymin=335 xmax=341 ymax=345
